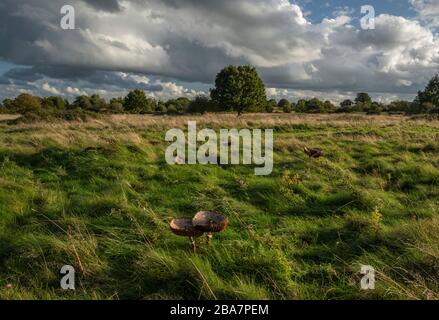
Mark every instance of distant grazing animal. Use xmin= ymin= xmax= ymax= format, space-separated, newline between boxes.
xmin=304 ymin=147 xmax=324 ymax=158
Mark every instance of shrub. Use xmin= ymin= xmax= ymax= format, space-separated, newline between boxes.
xmin=296 ymin=99 xmax=307 ymax=113
xmin=408 ymin=101 xmax=437 ymax=114
xmin=124 ymin=89 xmax=156 ymax=114
xmin=265 ymin=99 xmax=277 ymax=113
xmin=187 ymin=96 xmax=210 ymax=114
xmin=305 ymin=98 xmax=324 ymax=113
xmin=166 ymin=104 xmax=179 ymax=115
xmin=2 ymin=99 xmax=14 ymax=113
xmin=73 ymin=95 xmax=93 ymax=110
xmin=155 ymin=101 xmax=167 ymax=114
xmin=322 ymin=100 xmax=336 ymax=113
xmin=42 ymin=96 xmax=68 ymax=111
xmin=367 ymin=102 xmax=384 ymax=115
xmin=89 ymin=94 xmax=107 ymax=112
xmin=279 ymin=99 xmax=292 ymax=113
xmin=12 ymin=93 xmax=42 ymax=114
xmin=339 ymin=99 xmax=354 ymax=113
xmin=166 ymin=97 xmax=191 ymax=114
xmin=386 ymin=100 xmax=410 ymax=114
xmin=108 ymin=97 xmax=125 ymax=114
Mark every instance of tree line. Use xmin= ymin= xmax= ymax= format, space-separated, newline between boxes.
xmin=0 ymin=66 xmax=438 ymax=121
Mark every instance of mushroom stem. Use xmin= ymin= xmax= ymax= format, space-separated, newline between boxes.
xmin=206 ymin=232 xmax=213 ymax=246
xmin=190 ymin=237 xmax=197 ymax=253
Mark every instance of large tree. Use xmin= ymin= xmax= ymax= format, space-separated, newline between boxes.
xmin=416 ymin=74 xmax=439 ymax=108
xmin=210 ymin=65 xmax=266 ymax=115
xmin=355 ymin=93 xmax=372 ymax=105
xmin=354 ymin=93 xmax=372 ymax=112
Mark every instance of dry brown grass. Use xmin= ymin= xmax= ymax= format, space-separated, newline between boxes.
xmin=2 ymin=113 xmax=437 ymax=132
xmin=0 ymin=114 xmax=20 ymax=121
xmin=1 ymin=114 xmax=436 ymax=155
xmin=92 ymin=113 xmax=437 ymax=130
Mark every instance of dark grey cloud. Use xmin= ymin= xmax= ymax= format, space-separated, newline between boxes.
xmin=0 ymin=77 xmax=11 ymax=85
xmin=0 ymin=66 xmax=163 ymax=94
xmin=2 ymin=65 xmax=143 ymax=85
xmin=82 ymin=0 xmax=121 ymax=12
xmin=4 ymin=67 xmax=45 ymax=82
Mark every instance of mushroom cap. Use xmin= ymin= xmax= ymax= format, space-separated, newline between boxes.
xmin=170 ymin=218 xmax=204 ymax=237
xmin=193 ymin=211 xmax=229 ymax=233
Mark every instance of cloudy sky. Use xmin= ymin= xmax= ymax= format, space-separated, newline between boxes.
xmin=0 ymin=0 xmax=438 ymax=103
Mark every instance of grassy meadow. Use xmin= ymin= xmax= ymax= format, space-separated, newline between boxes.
xmin=0 ymin=113 xmax=438 ymax=300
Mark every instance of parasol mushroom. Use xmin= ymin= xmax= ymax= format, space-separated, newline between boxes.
xmin=192 ymin=211 xmax=229 ymax=246
xmin=170 ymin=218 xmax=204 ymax=252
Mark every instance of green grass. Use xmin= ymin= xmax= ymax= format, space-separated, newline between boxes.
xmin=0 ymin=114 xmax=438 ymax=300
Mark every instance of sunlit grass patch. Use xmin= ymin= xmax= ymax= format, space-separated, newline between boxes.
xmin=0 ymin=114 xmax=438 ymax=299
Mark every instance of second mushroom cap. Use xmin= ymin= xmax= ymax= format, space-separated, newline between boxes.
xmin=193 ymin=211 xmax=229 ymax=233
